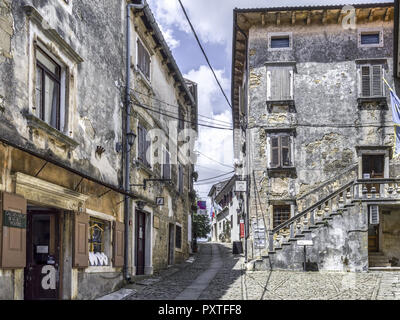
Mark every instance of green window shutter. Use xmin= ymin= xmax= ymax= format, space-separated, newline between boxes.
xmin=281 ymin=136 xmax=291 ymax=167
xmin=361 ymin=66 xmax=371 ymax=97
xmin=280 ymin=69 xmax=291 ymax=100
xmin=371 ymin=65 xmax=382 ymax=96
xmin=270 ymin=69 xmax=281 ymax=100
xmin=270 ymin=136 xmax=280 ymax=167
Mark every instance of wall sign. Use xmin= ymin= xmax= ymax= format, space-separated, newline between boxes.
xmin=235 ymin=181 xmax=247 ymax=192
xmin=3 ymin=210 xmax=26 ymax=229
xmin=156 ymin=197 xmax=164 ymax=206
xmin=297 ymin=240 xmax=313 ymax=246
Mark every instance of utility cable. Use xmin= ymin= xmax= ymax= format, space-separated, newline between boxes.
xmin=194 ymin=171 xmax=234 ymax=183
xmin=130 ymin=98 xmax=233 ymax=130
xmin=133 ymin=88 xmax=233 ymax=126
xmin=195 ymin=151 xmax=234 ymax=168
xmin=178 ymin=0 xmax=232 ymax=110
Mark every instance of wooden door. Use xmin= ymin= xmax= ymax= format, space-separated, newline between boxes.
xmin=136 ymin=211 xmax=145 ymax=275
xmin=368 ymin=224 xmax=379 ymax=252
xmin=168 ymin=223 xmax=174 ymax=265
xmin=24 ymin=211 xmax=59 ymax=300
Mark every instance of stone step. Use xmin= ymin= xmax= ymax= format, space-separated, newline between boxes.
xmin=369 ymin=251 xmax=385 ymax=256
xmin=369 ymin=262 xmax=392 ymax=267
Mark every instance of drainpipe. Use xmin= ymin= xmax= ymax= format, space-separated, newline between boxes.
xmin=124 ymin=0 xmax=145 ymax=282
xmin=235 ymin=23 xmax=249 ymax=263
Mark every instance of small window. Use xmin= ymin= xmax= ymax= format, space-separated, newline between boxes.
xmin=361 ymin=33 xmax=380 ymax=45
xmin=175 ymin=225 xmax=182 ymax=249
xmin=359 ymin=64 xmax=384 ymax=97
xmin=270 ymin=135 xmax=292 ymax=168
xmin=271 ymin=36 xmax=290 ymax=48
xmin=35 ymin=48 xmax=61 ymax=130
xmin=137 ymin=39 xmax=151 ymax=80
xmin=178 ymin=106 xmax=185 ymax=131
xmin=358 ymin=29 xmax=383 ymax=48
xmin=273 ymin=205 xmax=290 ymax=228
xmin=268 ymin=32 xmax=292 ymax=51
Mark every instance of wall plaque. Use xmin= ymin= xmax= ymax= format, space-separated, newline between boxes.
xmin=3 ymin=210 xmax=26 ymax=229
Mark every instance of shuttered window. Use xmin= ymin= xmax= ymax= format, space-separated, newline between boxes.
xmin=175 ymin=225 xmax=182 ymax=249
xmin=178 ymin=107 xmax=184 ymax=131
xmin=138 ymin=124 xmax=151 ymax=167
xmin=113 ymin=221 xmax=124 ymax=267
xmin=360 ymin=64 xmax=384 ymax=97
xmin=271 ymin=36 xmax=290 ymax=48
xmin=163 ymin=149 xmax=171 ymax=180
xmin=267 ymin=67 xmax=293 ymax=101
xmin=178 ymin=163 xmax=183 ymax=195
xmin=369 ymin=205 xmax=379 ymax=225
xmin=270 ymin=135 xmax=292 ymax=168
xmin=73 ymin=212 xmax=89 ymax=268
xmin=137 ymin=39 xmax=150 ymax=80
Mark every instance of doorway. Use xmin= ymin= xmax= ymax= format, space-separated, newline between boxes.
xmin=24 ymin=209 xmax=60 ymax=300
xmin=168 ymin=223 xmax=174 ymax=265
xmin=136 ymin=210 xmax=146 ymax=275
xmin=362 ymin=154 xmax=384 ymax=192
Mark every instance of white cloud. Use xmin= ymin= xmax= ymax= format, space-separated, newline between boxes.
xmin=183 ymin=65 xmax=233 ymax=200
xmin=158 ymin=24 xmax=180 ymax=49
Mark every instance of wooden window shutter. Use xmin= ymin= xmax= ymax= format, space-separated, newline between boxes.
xmin=372 ymin=65 xmax=383 ymax=96
xmin=280 ymin=69 xmax=291 ymax=100
xmin=112 ymin=221 xmax=124 ymax=267
xmin=0 ymin=192 xmax=27 ymax=268
xmin=163 ymin=150 xmax=170 ymax=180
xmin=370 ymin=205 xmax=379 ymax=225
xmin=145 ymin=130 xmax=151 ymax=167
xmin=361 ymin=66 xmax=371 ymax=97
xmin=270 ymin=69 xmax=280 ymax=100
xmin=270 ymin=136 xmax=280 ymax=167
xmin=73 ymin=212 xmax=89 ymax=268
xmin=281 ymin=136 xmax=291 ymax=167
xmin=138 ymin=125 xmax=144 ymax=163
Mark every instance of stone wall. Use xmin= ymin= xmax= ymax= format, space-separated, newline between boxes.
xmin=245 ymin=18 xmax=398 ymax=262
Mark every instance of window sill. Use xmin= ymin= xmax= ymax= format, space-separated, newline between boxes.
xmin=267 ymin=167 xmax=297 ymax=178
xmin=135 ymin=160 xmax=154 ymax=176
xmin=357 ymin=97 xmax=387 ymax=109
xmin=85 ymin=266 xmax=120 ymax=273
xmin=25 ymin=113 xmax=79 ymax=149
xmin=266 ymin=100 xmax=295 ymax=112
xmin=134 ymin=68 xmax=152 ymax=91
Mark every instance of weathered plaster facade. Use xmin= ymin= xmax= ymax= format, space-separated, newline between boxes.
xmin=232 ymin=3 xmax=400 ymax=271
xmin=0 ymin=0 xmax=197 ymax=299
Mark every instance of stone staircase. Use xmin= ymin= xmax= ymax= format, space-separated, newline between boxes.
xmin=369 ymin=252 xmax=391 ymax=267
xmin=252 ymin=177 xmax=400 ymax=272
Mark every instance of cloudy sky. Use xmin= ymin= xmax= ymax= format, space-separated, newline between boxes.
xmin=146 ymin=0 xmax=390 ymax=206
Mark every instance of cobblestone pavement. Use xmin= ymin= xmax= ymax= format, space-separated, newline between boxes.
xmin=126 ymin=242 xmax=400 ymax=300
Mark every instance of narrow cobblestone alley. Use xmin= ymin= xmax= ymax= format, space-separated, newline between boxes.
xmin=126 ymin=242 xmax=400 ymax=300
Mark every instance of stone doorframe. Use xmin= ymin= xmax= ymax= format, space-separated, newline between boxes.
xmin=132 ymin=203 xmax=153 ymax=275
xmin=356 ymin=146 xmax=391 ymax=179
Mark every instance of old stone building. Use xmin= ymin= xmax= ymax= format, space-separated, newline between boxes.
xmin=232 ymin=2 xmax=400 ymax=271
xmin=209 ymin=175 xmax=242 ymax=243
xmin=0 ymin=0 xmax=197 ymax=300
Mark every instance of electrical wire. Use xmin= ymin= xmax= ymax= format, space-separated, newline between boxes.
xmin=130 ymin=97 xmax=233 ymax=130
xmin=195 ymin=151 xmax=234 ymax=168
xmin=178 ymin=0 xmax=232 ymax=110
xmin=194 ymin=170 xmax=234 ymax=183
xmin=133 ymin=88 xmax=233 ymax=126
xmin=195 ymin=164 xmax=233 ymax=174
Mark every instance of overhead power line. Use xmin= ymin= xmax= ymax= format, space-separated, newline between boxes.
xmin=178 ymin=0 xmax=232 ymax=110
xmin=194 ymin=170 xmax=234 ymax=183
xmin=133 ymin=88 xmax=233 ymax=126
xmin=130 ymin=95 xmax=233 ymax=131
xmin=195 ymin=151 xmax=234 ymax=168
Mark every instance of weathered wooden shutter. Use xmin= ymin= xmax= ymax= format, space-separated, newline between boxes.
xmin=163 ymin=150 xmax=170 ymax=180
xmin=73 ymin=212 xmax=89 ymax=268
xmin=280 ymin=69 xmax=291 ymax=100
xmin=145 ymin=129 xmax=151 ymax=167
xmin=281 ymin=136 xmax=291 ymax=167
xmin=361 ymin=66 xmax=371 ymax=97
xmin=270 ymin=136 xmax=280 ymax=167
xmin=0 ymin=192 xmax=27 ymax=268
xmin=178 ymin=164 xmax=183 ymax=194
xmin=138 ymin=125 xmax=144 ymax=163
xmin=372 ymin=65 xmax=382 ymax=96
xmin=270 ymin=69 xmax=280 ymax=100
xmin=112 ymin=221 xmax=124 ymax=267
xmin=370 ymin=205 xmax=379 ymax=225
